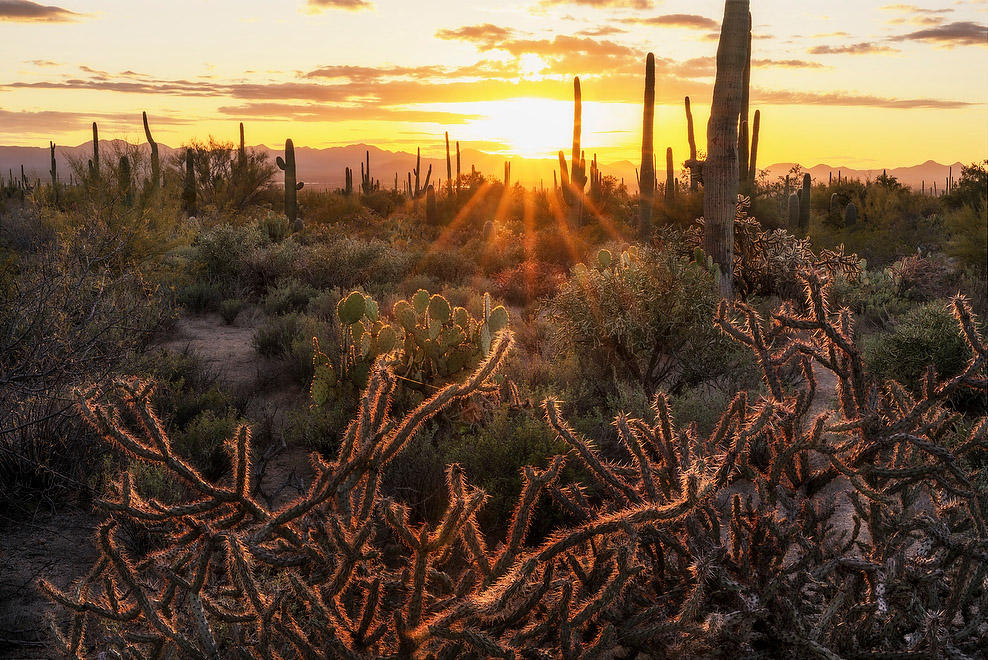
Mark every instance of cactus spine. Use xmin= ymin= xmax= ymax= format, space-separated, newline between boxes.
xmin=639 ymin=53 xmax=656 ymax=236
xmin=276 ymin=139 xmax=304 ymax=222
xmin=143 ymin=112 xmax=160 ymax=190
xmin=703 ymin=0 xmax=750 ymax=298
xmin=182 ymin=148 xmax=196 ymax=217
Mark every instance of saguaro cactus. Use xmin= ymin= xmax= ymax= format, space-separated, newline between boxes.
xmin=118 ymin=156 xmax=133 ymax=205
xmin=238 ymin=122 xmax=246 ymax=173
xmin=703 ymin=0 xmax=750 ymax=298
xmin=504 ymin=161 xmax=511 ymax=188
xmin=49 ymin=141 xmax=57 ymax=193
xmin=455 ymin=141 xmax=461 ymax=195
xmin=639 ymin=53 xmax=656 ymax=236
xmin=182 ymin=148 xmax=197 ymax=217
xmin=788 ymin=193 xmax=800 ymax=228
xmin=685 ymin=96 xmax=700 ymax=191
xmin=143 ymin=112 xmax=160 ymax=191
xmin=89 ymin=122 xmax=100 ymax=179
xmin=445 ymin=132 xmax=453 ymax=196
xmin=276 ymin=139 xmax=304 ymax=222
xmin=413 ymin=147 xmax=432 ymax=198
xmin=747 ymin=108 xmax=760 ymax=187
xmin=737 ymin=24 xmax=752 ymax=183
xmin=799 ymin=172 xmax=811 ymax=232
xmin=426 ymin=184 xmax=438 ymax=224
xmin=665 ymin=147 xmax=675 ymax=202
xmin=360 ymin=150 xmax=373 ymax=194
xmin=571 ymin=77 xmax=587 ymax=195
xmin=844 ymin=201 xmax=858 ymax=226
xmin=589 ymin=153 xmax=601 ymax=203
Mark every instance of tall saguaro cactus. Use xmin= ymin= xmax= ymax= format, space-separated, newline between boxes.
xmin=639 ymin=53 xmax=656 ymax=236
xmin=799 ymin=172 xmax=811 ymax=233
xmin=238 ymin=122 xmax=246 ymax=173
xmin=737 ymin=25 xmax=752 ymax=184
xmin=143 ymin=112 xmax=160 ymax=191
xmin=665 ymin=148 xmax=675 ymax=202
xmin=445 ymin=132 xmax=453 ymax=197
xmin=685 ymin=96 xmax=699 ymax=191
xmin=702 ymin=0 xmax=750 ymax=298
xmin=276 ymin=139 xmax=304 ymax=222
xmin=89 ymin=122 xmax=100 ymax=179
xmin=49 ymin=141 xmax=57 ymax=192
xmin=182 ymin=148 xmax=197 ymax=217
xmin=747 ymin=109 xmax=760 ymax=187
xmin=413 ymin=147 xmax=431 ymax=198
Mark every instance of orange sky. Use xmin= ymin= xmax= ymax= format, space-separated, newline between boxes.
xmin=0 ymin=0 xmax=986 ymax=168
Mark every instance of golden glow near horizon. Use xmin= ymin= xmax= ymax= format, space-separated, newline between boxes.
xmin=0 ymin=0 xmax=986 ymax=168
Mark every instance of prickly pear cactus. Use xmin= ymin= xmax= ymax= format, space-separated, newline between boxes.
xmin=310 ymin=291 xmax=399 ymax=406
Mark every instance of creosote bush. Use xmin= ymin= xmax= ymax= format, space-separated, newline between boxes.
xmin=43 ymin=271 xmax=988 ymax=658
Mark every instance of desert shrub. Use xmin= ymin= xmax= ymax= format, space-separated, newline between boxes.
xmin=892 ymin=253 xmax=960 ymax=301
xmin=258 ymin=211 xmax=291 ymax=243
xmin=305 ymin=287 xmax=344 ymax=321
xmin=549 ymin=245 xmax=751 ymax=395
xmin=219 ymin=298 xmax=244 ymax=325
xmin=417 ymin=245 xmax=477 ymax=284
xmin=945 ymin=203 xmax=987 ymax=276
xmin=864 ymin=302 xmax=976 ymax=399
xmin=240 ymin=237 xmax=303 ymax=294
xmin=492 ymin=259 xmax=565 ymax=306
xmin=302 ymin=237 xmax=414 ymax=291
xmin=831 ymin=268 xmax=913 ymax=331
xmin=262 ymin=277 xmax=318 ymax=316
xmin=191 ymin=221 xmax=266 ymax=282
xmin=177 ymin=139 xmax=275 ymax=211
xmin=176 ymin=279 xmax=222 ymax=313
xmin=252 ymin=312 xmax=336 ymax=384
xmin=170 ymin=410 xmax=241 ymax=482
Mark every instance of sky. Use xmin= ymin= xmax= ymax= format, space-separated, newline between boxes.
xmin=0 ymin=0 xmax=986 ymax=168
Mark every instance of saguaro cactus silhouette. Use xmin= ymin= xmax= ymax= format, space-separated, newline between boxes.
xmin=48 ymin=141 xmax=57 ymax=202
xmin=88 ymin=122 xmax=99 ymax=179
xmin=639 ymin=53 xmax=656 ymax=236
xmin=181 ymin=148 xmax=196 ymax=217
xmin=276 ymin=138 xmax=304 ymax=222
xmin=685 ymin=96 xmax=700 ymax=191
xmin=702 ymin=0 xmax=750 ymax=298
xmin=747 ymin=108 xmax=760 ymax=187
xmin=142 ymin=112 xmax=160 ymax=191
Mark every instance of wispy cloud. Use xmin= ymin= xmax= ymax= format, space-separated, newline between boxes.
xmin=539 ymin=0 xmax=652 ymax=8
xmin=621 ymin=13 xmax=719 ymax=29
xmin=809 ymin=42 xmax=900 ymax=54
xmin=891 ymin=21 xmax=988 ymax=45
xmin=0 ymin=0 xmax=85 ymax=22
xmin=304 ymin=0 xmax=372 ymax=12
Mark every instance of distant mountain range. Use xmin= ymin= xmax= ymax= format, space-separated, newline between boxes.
xmin=0 ymin=140 xmax=967 ymax=193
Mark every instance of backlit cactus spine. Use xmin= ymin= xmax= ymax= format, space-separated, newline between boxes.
xmin=276 ymin=139 xmax=304 ymax=222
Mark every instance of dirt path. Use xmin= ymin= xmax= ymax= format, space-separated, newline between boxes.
xmin=0 ymin=510 xmax=99 ymax=657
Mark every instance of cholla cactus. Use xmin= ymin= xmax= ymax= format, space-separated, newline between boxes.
xmin=42 ymin=270 xmax=987 ymax=658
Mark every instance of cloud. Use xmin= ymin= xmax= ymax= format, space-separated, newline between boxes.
xmin=218 ymin=102 xmax=480 ymax=124
xmin=25 ymin=59 xmax=59 ymax=66
xmin=305 ymin=0 xmax=372 ymax=11
xmin=539 ymin=0 xmax=653 ymax=8
xmin=753 ymin=88 xmax=975 ymax=109
xmin=809 ymin=42 xmax=900 ymax=54
xmin=891 ymin=21 xmax=988 ymax=45
xmin=0 ymin=0 xmax=84 ymax=22
xmin=622 ymin=14 xmax=719 ymax=29
xmin=752 ymin=58 xmax=826 ymax=69
xmin=435 ymin=23 xmax=514 ymax=49
xmin=0 ymin=107 xmax=189 ymax=133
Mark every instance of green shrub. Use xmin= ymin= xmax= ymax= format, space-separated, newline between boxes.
xmin=252 ymin=312 xmax=336 ymax=384
xmin=832 ymin=269 xmax=912 ymax=331
xmin=549 ymin=245 xmax=752 ymax=395
xmin=171 ymin=409 xmax=241 ymax=481
xmin=191 ymin=222 xmax=266 ymax=282
xmin=176 ymin=279 xmax=222 ymax=314
xmin=262 ymin=277 xmax=317 ymax=316
xmin=864 ymin=302 xmax=973 ymax=392
xmin=220 ymin=298 xmax=244 ymax=325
